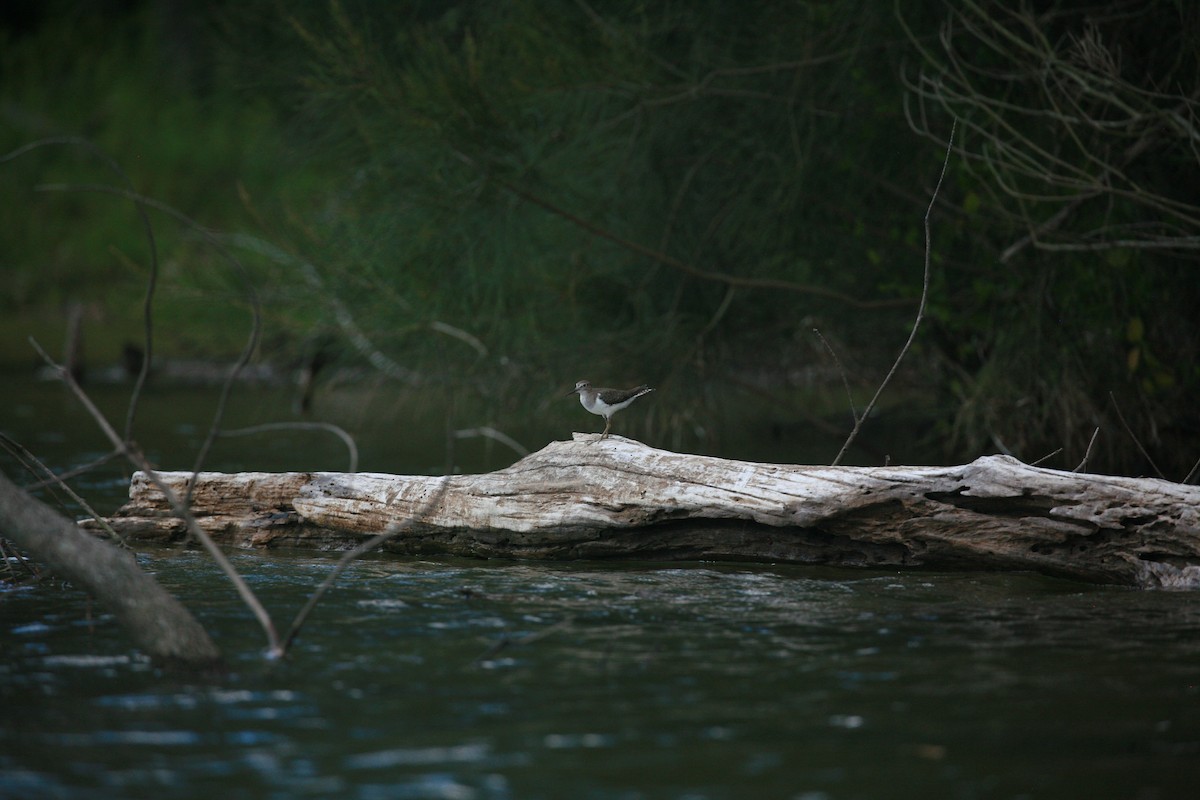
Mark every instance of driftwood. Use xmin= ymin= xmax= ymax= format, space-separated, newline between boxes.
xmin=97 ymin=434 xmax=1200 ymax=590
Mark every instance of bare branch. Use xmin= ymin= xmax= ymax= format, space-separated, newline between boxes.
xmin=1107 ymin=391 xmax=1165 ymax=480
xmin=813 ymin=328 xmax=858 ymax=423
xmin=902 ymin=2 xmax=1200 ymax=258
xmin=831 ymin=119 xmax=956 ymax=466
xmin=1074 ymin=427 xmax=1101 ymax=473
xmin=219 ymin=422 xmax=361 ymax=473
xmin=1184 ymin=456 xmax=1200 ymax=486
xmin=0 ymin=433 xmax=127 ymax=547
xmin=453 ymin=427 xmax=530 ymax=458
xmin=279 ymin=477 xmax=453 ymax=656
xmin=1030 ymin=447 xmax=1063 ymax=467
xmin=29 ymin=337 xmax=285 ymax=658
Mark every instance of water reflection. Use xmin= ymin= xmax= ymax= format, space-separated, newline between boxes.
xmin=17 ymin=551 xmax=1200 ymax=798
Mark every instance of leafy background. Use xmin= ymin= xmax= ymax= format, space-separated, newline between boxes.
xmin=2 ymin=0 xmax=1197 ymax=476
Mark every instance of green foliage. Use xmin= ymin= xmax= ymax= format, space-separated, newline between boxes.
xmin=0 ymin=3 xmax=301 ymax=360
xmin=226 ymin=0 xmax=939 ymax=398
xmin=3 ymin=1 xmax=1196 ymax=473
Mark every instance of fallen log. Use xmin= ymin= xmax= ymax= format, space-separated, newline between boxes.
xmin=96 ymin=434 xmax=1200 ymax=589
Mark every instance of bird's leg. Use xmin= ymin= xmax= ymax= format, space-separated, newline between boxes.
xmin=600 ymin=417 xmax=612 ymax=440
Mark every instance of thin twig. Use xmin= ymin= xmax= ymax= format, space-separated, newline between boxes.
xmin=832 ymin=119 xmax=957 ymax=466
xmin=901 ymin=3 xmax=1200 ymax=255
xmin=659 ymin=284 xmax=738 ymax=393
xmin=428 ymin=321 xmax=488 ymax=358
xmin=813 ymin=328 xmax=858 ymax=423
xmin=29 ymin=337 xmax=284 ymax=657
xmin=0 ymin=433 xmax=128 ymax=547
xmin=1029 ymin=447 xmax=1062 ymax=467
xmin=0 ymin=536 xmax=42 ymax=583
xmin=219 ymin=422 xmax=360 ymax=473
xmin=453 ymin=427 xmax=530 ymax=457
xmin=1073 ymin=426 xmax=1100 ymax=473
xmin=279 ymin=477 xmax=454 ymax=656
xmin=21 ymin=450 xmax=119 ymax=492
xmin=1107 ymin=391 xmax=1165 ymax=479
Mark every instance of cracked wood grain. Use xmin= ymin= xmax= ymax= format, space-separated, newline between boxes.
xmin=92 ymin=434 xmax=1200 ymax=589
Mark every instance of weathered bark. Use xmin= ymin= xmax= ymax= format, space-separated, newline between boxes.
xmin=97 ymin=435 xmax=1200 ymax=589
xmin=0 ymin=470 xmax=222 ymax=668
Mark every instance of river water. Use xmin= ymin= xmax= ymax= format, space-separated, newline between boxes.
xmin=3 ymin=374 xmax=1200 ymax=798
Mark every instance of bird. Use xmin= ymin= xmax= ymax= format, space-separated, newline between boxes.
xmin=567 ymin=380 xmax=654 ymax=440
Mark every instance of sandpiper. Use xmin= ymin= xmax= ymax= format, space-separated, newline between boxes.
xmin=568 ymin=380 xmax=653 ymax=440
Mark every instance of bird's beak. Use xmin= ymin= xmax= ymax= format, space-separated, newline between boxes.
xmin=564 ymin=387 xmax=579 ymax=397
